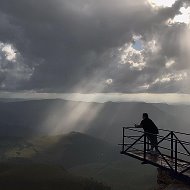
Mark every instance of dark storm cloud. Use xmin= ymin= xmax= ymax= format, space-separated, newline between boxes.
xmin=0 ymin=0 xmax=189 ymax=92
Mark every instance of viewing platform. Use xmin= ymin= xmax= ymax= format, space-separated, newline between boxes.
xmin=120 ymin=127 xmax=190 ymax=184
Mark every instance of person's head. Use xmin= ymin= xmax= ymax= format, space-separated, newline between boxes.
xmin=142 ymin=113 xmax=148 ymax=119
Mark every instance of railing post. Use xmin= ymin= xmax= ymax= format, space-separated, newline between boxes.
xmin=122 ymin=127 xmax=125 ymax=152
xmin=147 ymin=138 xmax=150 ymax=151
xmin=175 ymin=139 xmax=178 ymax=172
xmin=171 ymin=131 xmax=174 ymax=159
xmin=144 ymin=133 xmax=146 ymax=160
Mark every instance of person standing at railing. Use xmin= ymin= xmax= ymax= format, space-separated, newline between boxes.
xmin=135 ymin=113 xmax=159 ymax=154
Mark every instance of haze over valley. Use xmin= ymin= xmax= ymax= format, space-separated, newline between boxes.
xmin=0 ymin=98 xmax=190 ymax=189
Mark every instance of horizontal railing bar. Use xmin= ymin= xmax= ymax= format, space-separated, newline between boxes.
xmin=125 ymin=135 xmax=143 ymax=138
xmin=126 ymin=138 xmax=173 ymax=152
xmin=124 ymin=128 xmax=144 ymax=133
xmin=126 ymin=137 xmax=168 ymax=149
xmin=159 ymin=153 xmax=190 ymax=165
xmin=174 ymin=151 xmax=190 ymax=157
xmin=129 ymin=142 xmax=189 ymax=156
xmin=159 ymin=128 xmax=190 ymax=136
xmin=158 ymin=148 xmax=190 ymax=157
xmin=127 ymin=137 xmax=170 ymax=149
xmin=132 ymin=147 xmax=143 ymax=151
xmin=126 ymin=137 xmax=153 ymax=145
xmin=124 ymin=134 xmax=144 ymax=152
xmin=124 ymin=138 xmax=190 ymax=157
xmin=124 ymin=128 xmax=172 ymax=140
xmin=124 ymin=127 xmax=190 ymax=136
xmin=157 ymin=135 xmax=190 ymax=144
xmin=118 ymin=143 xmax=130 ymax=146
xmin=118 ymin=143 xmax=143 ymax=146
xmin=175 ymin=139 xmax=190 ymax=146
xmin=126 ymin=149 xmax=190 ymax=168
xmin=127 ymin=147 xmax=144 ymax=152
xmin=124 ymin=127 xmax=190 ymax=145
xmin=125 ymin=148 xmax=190 ymax=165
xmin=157 ymin=136 xmax=190 ymax=145
xmin=173 ymin=133 xmax=190 ymax=156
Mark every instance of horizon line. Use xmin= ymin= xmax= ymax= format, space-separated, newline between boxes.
xmin=1 ymin=92 xmax=190 ymax=105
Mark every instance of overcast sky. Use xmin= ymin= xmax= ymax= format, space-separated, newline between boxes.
xmin=0 ymin=0 xmax=190 ymax=94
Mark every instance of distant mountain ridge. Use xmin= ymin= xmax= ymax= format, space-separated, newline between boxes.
xmin=0 ymin=99 xmax=190 ymax=143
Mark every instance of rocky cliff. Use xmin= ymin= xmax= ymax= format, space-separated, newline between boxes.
xmin=156 ymin=168 xmax=190 ymax=190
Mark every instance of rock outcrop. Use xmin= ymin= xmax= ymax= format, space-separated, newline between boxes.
xmin=155 ymin=168 xmax=190 ymax=190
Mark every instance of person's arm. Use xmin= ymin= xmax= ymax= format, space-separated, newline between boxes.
xmin=134 ymin=121 xmax=143 ymax=128
xmin=134 ymin=124 xmax=142 ymax=128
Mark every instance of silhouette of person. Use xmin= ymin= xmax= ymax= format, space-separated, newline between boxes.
xmin=135 ymin=113 xmax=159 ymax=154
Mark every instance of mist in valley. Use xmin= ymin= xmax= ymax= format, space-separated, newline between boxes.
xmin=0 ymin=98 xmax=190 ymax=189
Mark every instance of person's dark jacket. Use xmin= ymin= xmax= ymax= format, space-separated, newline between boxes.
xmin=140 ymin=118 xmax=158 ymax=134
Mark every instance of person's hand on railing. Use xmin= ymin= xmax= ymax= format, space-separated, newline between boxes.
xmin=134 ymin=123 xmax=142 ymax=128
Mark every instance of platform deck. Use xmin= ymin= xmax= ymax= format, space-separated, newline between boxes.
xmin=121 ymin=150 xmax=190 ymax=178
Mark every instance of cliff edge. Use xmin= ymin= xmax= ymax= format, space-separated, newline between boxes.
xmin=156 ymin=168 xmax=190 ymax=190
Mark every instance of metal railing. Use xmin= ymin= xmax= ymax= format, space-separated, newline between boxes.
xmin=120 ymin=127 xmax=190 ymax=176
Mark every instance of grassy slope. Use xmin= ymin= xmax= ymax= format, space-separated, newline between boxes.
xmin=0 ymin=132 xmax=157 ymax=190
xmin=0 ymin=162 xmax=110 ymax=190
xmin=0 ymin=132 xmax=118 ymax=168
xmin=69 ymin=158 xmax=157 ymax=190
